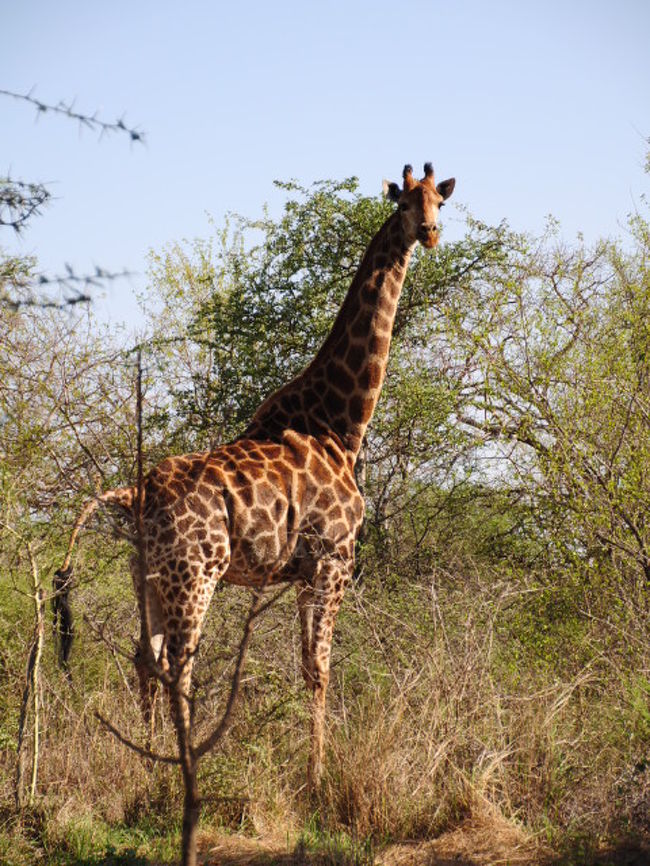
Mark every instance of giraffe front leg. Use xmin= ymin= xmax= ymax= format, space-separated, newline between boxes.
xmin=304 ymin=559 xmax=351 ymax=793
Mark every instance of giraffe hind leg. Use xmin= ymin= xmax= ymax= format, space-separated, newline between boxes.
xmin=301 ymin=558 xmax=353 ymax=792
xmin=129 ymin=558 xmax=168 ymax=743
xmin=159 ymin=542 xmax=231 ymax=738
xmin=134 ymin=640 xmax=165 ymax=747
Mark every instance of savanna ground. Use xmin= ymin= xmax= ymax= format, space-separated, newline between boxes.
xmin=2 ymin=172 xmax=649 ymax=865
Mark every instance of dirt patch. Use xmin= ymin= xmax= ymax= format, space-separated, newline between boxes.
xmin=200 ymin=832 xmax=288 ymax=865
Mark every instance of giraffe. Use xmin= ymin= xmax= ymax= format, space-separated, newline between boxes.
xmin=55 ymin=163 xmax=455 ymax=790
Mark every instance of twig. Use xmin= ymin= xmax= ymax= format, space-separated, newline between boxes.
xmin=2 ymin=266 xmax=135 ymax=310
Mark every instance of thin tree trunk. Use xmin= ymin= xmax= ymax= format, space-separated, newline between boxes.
xmin=13 ymin=539 xmax=44 ymax=808
xmin=180 ymin=752 xmax=200 ymax=866
xmin=135 ymin=350 xmax=200 ymax=866
xmin=15 ymin=655 xmax=31 ymax=807
xmin=117 ymin=350 xmax=276 ymax=866
xmin=29 ymin=577 xmax=45 ymax=805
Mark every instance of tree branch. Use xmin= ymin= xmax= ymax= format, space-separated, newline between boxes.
xmin=193 ymin=584 xmax=290 ymax=760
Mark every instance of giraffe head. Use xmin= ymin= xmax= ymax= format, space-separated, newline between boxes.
xmin=383 ymin=163 xmax=455 ymax=249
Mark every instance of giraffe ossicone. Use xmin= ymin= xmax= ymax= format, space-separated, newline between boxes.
xmin=56 ymin=162 xmax=455 ymax=791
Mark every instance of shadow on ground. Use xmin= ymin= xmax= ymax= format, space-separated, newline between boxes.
xmin=198 ymin=822 xmax=650 ymax=866
xmin=551 ymin=840 xmax=650 ymax=866
xmin=51 ymin=827 xmax=650 ymax=866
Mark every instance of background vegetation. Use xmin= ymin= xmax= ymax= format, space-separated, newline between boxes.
xmin=1 ymin=169 xmax=649 ymax=864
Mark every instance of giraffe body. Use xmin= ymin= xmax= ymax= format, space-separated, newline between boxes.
xmin=144 ymin=433 xmax=362 ymax=593
xmin=57 ymin=164 xmax=455 ymax=790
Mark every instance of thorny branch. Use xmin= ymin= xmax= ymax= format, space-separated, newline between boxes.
xmin=1 ymin=87 xmax=146 ymax=144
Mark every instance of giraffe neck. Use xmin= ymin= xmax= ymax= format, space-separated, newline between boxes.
xmin=244 ymin=211 xmax=415 ymax=459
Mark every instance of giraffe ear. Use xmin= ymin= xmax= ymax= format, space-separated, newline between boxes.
xmin=382 ymin=180 xmax=402 ymax=202
xmin=436 ymin=178 xmax=456 ymax=200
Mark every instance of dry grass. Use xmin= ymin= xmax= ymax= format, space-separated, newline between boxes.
xmin=1 ymin=558 xmax=648 ymax=864
xmin=377 ymin=812 xmax=547 ymax=866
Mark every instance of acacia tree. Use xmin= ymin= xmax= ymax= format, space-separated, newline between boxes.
xmin=455 ymin=225 xmax=649 ymax=585
xmin=143 ymin=180 xmax=511 ymax=560
xmin=0 ymin=294 xmax=141 ymax=805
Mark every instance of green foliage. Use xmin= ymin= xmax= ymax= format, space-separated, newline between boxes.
xmin=438 ymin=214 xmax=650 ymax=591
xmin=144 ymin=178 xmax=385 ymax=446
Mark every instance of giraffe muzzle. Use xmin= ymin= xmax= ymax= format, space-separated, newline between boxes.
xmin=418 ymin=225 xmax=439 ymax=247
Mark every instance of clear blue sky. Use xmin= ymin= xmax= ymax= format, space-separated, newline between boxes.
xmin=3 ymin=0 xmax=649 ymax=326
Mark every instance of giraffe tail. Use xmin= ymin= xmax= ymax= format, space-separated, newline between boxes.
xmin=53 ymin=485 xmax=137 ymax=678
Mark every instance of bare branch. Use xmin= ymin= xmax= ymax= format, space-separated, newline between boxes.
xmin=1 ymin=267 xmax=135 ymax=310
xmin=95 ymin=712 xmax=179 ymax=764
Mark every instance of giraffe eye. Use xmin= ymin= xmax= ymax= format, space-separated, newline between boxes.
xmin=399 ymin=203 xmax=409 ymax=212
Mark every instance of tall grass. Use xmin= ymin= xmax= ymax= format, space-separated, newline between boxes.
xmin=1 ymin=548 xmax=648 ymax=863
